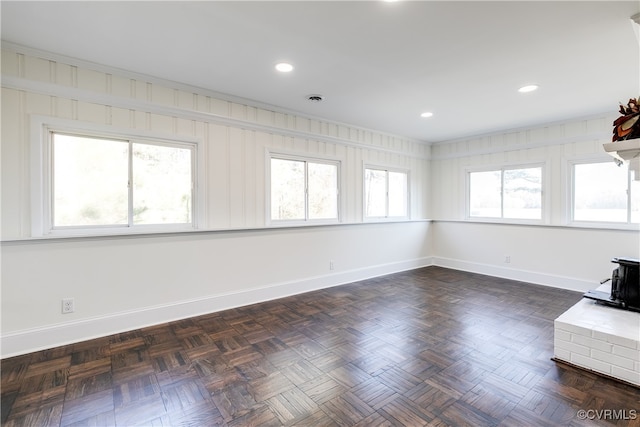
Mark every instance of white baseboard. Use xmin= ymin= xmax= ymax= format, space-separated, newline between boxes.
xmin=432 ymin=257 xmax=594 ymax=292
xmin=1 ymin=257 xmax=434 ymax=358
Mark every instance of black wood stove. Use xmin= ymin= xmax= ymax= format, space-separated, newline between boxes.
xmin=583 ymin=257 xmax=640 ymax=313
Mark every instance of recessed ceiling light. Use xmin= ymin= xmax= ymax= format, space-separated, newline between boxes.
xmin=518 ymin=84 xmax=539 ymax=93
xmin=275 ymin=62 xmax=294 ymax=73
xmin=420 ymin=112 xmax=434 ymax=118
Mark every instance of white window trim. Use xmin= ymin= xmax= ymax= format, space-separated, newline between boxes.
xmin=30 ymin=116 xmax=206 ymax=237
xmin=566 ymin=155 xmax=639 ymax=230
xmin=266 ymin=149 xmax=342 ymax=226
xmin=465 ymin=161 xmax=548 ymax=225
xmin=363 ymin=164 xmax=411 ymax=222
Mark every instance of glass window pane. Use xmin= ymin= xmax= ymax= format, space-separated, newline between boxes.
xmin=469 ymin=170 xmax=501 ymax=218
xmin=53 ymin=134 xmax=128 ymax=226
xmin=388 ymin=171 xmax=408 ymax=217
xmin=271 ymin=158 xmax=305 ymax=220
xmin=133 ymin=143 xmax=192 ymax=224
xmin=503 ymin=167 xmax=542 ymax=219
xmin=574 ymin=162 xmax=628 ymax=222
xmin=308 ymin=162 xmax=338 ymax=219
xmin=365 ymin=168 xmax=387 ymax=217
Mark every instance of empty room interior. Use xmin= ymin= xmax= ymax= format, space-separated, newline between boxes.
xmin=1 ymin=1 xmax=640 ymax=426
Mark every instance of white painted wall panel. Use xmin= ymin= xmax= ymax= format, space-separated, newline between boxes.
xmin=430 ymin=116 xmax=639 ymax=290
xmin=433 ymin=221 xmax=639 ymax=291
xmin=109 ymin=74 xmax=132 ymax=98
xmin=76 ymin=100 xmax=107 ymax=124
xmin=1 ymin=50 xmax=20 ymax=76
xmin=1 ymin=222 xmax=432 ymax=356
xmin=175 ymin=89 xmax=194 ymax=110
xmin=230 ymin=102 xmax=247 ymax=121
xmin=228 ymin=128 xmax=246 ymax=228
xmin=77 ymin=67 xmax=107 ymax=93
xmin=1 ymin=88 xmax=24 ymax=236
xmin=23 ymin=55 xmax=50 ymax=82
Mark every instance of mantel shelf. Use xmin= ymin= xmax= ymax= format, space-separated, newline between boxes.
xmin=603 ymin=139 xmax=640 ymax=180
xmin=603 ymin=138 xmax=640 ymax=162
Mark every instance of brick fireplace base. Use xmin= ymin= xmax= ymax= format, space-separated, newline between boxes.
xmin=554 ymin=284 xmax=640 ymax=387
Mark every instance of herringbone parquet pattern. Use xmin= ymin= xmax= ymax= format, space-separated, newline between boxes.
xmin=2 ymin=267 xmax=638 ymax=426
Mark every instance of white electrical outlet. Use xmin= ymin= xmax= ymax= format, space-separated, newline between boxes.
xmin=62 ymin=298 xmax=74 ymax=314
xmin=329 ymin=260 xmax=335 ymax=270
xmin=505 ymin=255 xmax=511 ymax=264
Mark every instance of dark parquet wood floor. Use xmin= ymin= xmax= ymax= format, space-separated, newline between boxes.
xmin=2 ymin=267 xmax=639 ymax=426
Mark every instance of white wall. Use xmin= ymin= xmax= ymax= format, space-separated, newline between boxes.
xmin=0 ymin=45 xmax=432 ymax=357
xmin=2 ymin=44 xmax=639 ymax=358
xmin=430 ymin=118 xmax=640 ymax=289
xmin=433 ymin=221 xmax=638 ymax=291
xmin=1 ymin=222 xmax=432 ymax=357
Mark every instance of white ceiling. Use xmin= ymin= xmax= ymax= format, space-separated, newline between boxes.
xmin=2 ymin=1 xmax=639 ymax=143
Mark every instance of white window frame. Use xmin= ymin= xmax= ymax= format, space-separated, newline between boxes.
xmin=267 ymin=151 xmax=341 ymax=226
xmin=363 ymin=165 xmax=410 ymax=221
xmin=31 ymin=116 xmax=205 ymax=237
xmin=465 ymin=162 xmax=547 ymax=224
xmin=568 ymin=156 xmax=639 ymax=229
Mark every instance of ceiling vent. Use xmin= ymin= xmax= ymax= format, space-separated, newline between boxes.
xmin=306 ymin=94 xmax=324 ymax=103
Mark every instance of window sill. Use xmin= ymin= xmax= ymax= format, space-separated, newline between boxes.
xmin=364 ymin=217 xmax=411 ymax=222
xmin=465 ymin=217 xmax=544 ymax=226
xmin=267 ymin=219 xmax=341 ymax=227
xmin=452 ymin=219 xmax=639 ymax=232
xmin=2 ymin=220 xmax=433 ymax=244
xmin=564 ymin=221 xmax=640 ymax=232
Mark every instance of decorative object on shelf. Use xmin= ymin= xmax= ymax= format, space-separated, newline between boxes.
xmin=605 ymin=98 xmax=640 ymax=180
xmin=612 ymin=97 xmax=640 ymax=142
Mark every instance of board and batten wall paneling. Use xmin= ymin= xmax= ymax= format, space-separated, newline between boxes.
xmin=429 ymin=116 xmax=616 ymax=221
xmin=429 ymin=117 xmax=640 ymax=289
xmin=1 ymin=45 xmax=432 ymax=357
xmin=1 ymin=46 xmax=430 ymax=239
